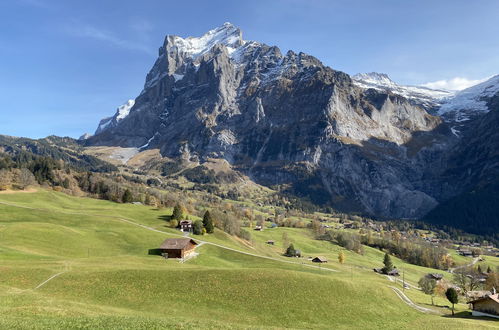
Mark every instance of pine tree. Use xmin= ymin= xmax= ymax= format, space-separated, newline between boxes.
xmin=193 ymin=220 xmax=204 ymax=235
xmin=285 ymin=244 xmax=296 ymax=257
xmin=477 ymin=265 xmax=482 ymax=273
xmin=382 ymin=253 xmax=394 ymax=274
xmin=202 ymin=210 xmax=215 ymax=234
xmin=338 ymin=251 xmax=345 ymax=264
xmin=121 ymin=189 xmax=133 ymax=203
xmin=445 ymin=288 xmax=459 ymax=316
xmin=487 ymin=265 xmax=492 ymax=273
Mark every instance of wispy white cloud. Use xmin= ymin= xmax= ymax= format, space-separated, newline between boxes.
xmin=67 ymin=25 xmax=154 ymax=55
xmin=421 ymin=77 xmax=489 ymax=91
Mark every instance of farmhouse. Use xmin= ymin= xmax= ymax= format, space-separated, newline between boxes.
xmin=468 ymin=293 xmax=499 ymax=319
xmin=179 ymin=220 xmax=192 ymax=232
xmin=426 ymin=273 xmax=444 ymax=281
xmin=312 ymin=256 xmax=328 ymax=263
xmin=266 ymin=240 xmax=275 ymax=245
xmin=159 ymin=238 xmax=197 ymax=259
xmin=387 ymin=269 xmax=400 ymax=276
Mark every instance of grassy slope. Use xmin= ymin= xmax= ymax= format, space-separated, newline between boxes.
xmin=0 ymin=190 xmax=498 ymax=329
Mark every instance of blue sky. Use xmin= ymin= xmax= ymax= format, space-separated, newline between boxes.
xmin=1 ymin=0 xmax=498 ymax=138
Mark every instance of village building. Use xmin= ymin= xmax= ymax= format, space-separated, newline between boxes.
xmin=458 ymin=249 xmax=473 ymax=257
xmin=312 ymin=256 xmax=328 ymax=263
xmin=426 ymin=273 xmax=444 ymax=281
xmin=179 ymin=220 xmax=192 ymax=232
xmin=158 ymin=238 xmax=197 ymax=259
xmin=387 ymin=269 xmax=400 ymax=276
xmin=468 ymin=293 xmax=499 ymax=319
xmin=266 ymin=240 xmax=275 ymax=245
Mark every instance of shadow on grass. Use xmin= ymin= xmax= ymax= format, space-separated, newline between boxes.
xmin=158 ymin=215 xmax=172 ymax=221
xmin=148 ymin=248 xmax=163 ymax=256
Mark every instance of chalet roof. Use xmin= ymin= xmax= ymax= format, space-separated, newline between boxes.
xmin=160 ymin=238 xmax=197 ymax=250
xmin=468 ymin=293 xmax=499 ymax=305
xmin=312 ymin=256 xmax=328 ymax=262
xmin=388 ymin=269 xmax=400 ymax=276
xmin=427 ymin=273 xmax=444 ymax=280
xmin=179 ymin=220 xmax=192 ymax=224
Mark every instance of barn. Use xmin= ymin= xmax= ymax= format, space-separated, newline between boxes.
xmin=312 ymin=256 xmax=328 ymax=263
xmin=468 ymin=293 xmax=499 ymax=319
xmin=159 ymin=238 xmax=198 ymax=259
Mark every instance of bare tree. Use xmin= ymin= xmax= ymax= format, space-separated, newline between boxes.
xmin=16 ymin=168 xmax=36 ymax=189
xmin=453 ymin=267 xmax=481 ymax=294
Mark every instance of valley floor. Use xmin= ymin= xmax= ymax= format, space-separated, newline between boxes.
xmin=0 ymin=190 xmax=498 ymax=329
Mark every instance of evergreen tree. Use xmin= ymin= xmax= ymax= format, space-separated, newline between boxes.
xmin=202 ymin=210 xmax=215 ymax=234
xmin=193 ymin=220 xmax=204 ymax=235
xmin=285 ymin=244 xmax=296 ymax=257
xmin=477 ymin=265 xmax=482 ymax=273
xmin=445 ymin=288 xmax=459 ymax=316
xmin=121 ymin=189 xmax=133 ymax=203
xmin=487 ymin=265 xmax=492 ymax=273
xmin=382 ymin=253 xmax=394 ymax=274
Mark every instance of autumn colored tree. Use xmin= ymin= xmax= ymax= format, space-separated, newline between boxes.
xmin=338 ymin=251 xmax=345 ymax=264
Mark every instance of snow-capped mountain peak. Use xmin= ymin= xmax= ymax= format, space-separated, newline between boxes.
xmin=352 ymin=72 xmax=453 ymax=110
xmin=165 ymin=22 xmax=245 ymax=60
xmin=95 ymin=99 xmax=135 ymax=134
xmin=352 ymin=72 xmax=397 ymax=89
xmin=116 ymin=99 xmax=135 ymax=121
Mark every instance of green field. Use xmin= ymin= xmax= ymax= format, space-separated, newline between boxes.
xmin=0 ymin=190 xmax=498 ymax=329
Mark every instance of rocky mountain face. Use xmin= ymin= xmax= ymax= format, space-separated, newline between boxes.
xmin=87 ymin=23 xmax=499 ymax=225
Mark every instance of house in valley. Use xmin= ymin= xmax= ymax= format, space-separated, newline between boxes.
xmin=179 ymin=220 xmax=192 ymax=232
xmin=159 ymin=238 xmax=197 ymax=259
xmin=312 ymin=256 xmax=328 ymax=263
xmin=468 ymin=293 xmax=499 ymax=319
xmin=387 ymin=269 xmax=400 ymax=276
xmin=426 ymin=273 xmax=444 ymax=282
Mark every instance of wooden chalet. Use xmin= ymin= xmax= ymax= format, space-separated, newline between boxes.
xmin=426 ymin=273 xmax=444 ymax=281
xmin=312 ymin=256 xmax=328 ymax=263
xmin=468 ymin=293 xmax=499 ymax=319
xmin=387 ymin=269 xmax=400 ymax=276
xmin=179 ymin=220 xmax=192 ymax=232
xmin=159 ymin=238 xmax=197 ymax=259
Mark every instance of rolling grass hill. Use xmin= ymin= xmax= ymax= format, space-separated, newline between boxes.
xmin=0 ymin=190 xmax=498 ymax=329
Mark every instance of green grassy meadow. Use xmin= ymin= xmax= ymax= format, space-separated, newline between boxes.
xmin=0 ymin=190 xmax=498 ymax=329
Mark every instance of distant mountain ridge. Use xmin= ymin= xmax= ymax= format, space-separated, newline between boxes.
xmin=86 ymin=23 xmax=499 ymax=237
xmin=352 ymin=72 xmax=453 ymax=110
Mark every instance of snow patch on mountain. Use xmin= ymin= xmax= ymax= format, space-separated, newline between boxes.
xmin=438 ymin=75 xmax=499 ymax=115
xmin=352 ymin=72 xmax=453 ymax=109
xmin=116 ymin=99 xmax=135 ymax=121
xmin=95 ymin=99 xmax=135 ymax=134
